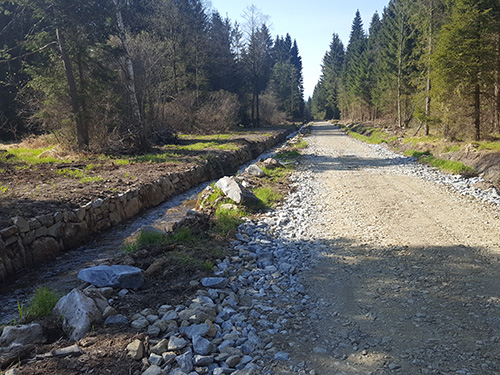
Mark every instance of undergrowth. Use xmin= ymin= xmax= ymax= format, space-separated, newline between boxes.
xmin=26 ymin=287 xmax=60 ymax=318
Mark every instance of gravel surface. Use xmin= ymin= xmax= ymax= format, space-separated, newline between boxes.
xmin=98 ymin=122 xmax=500 ymax=375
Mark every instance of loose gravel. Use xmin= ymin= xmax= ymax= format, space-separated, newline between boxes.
xmin=130 ymin=122 xmax=500 ymax=375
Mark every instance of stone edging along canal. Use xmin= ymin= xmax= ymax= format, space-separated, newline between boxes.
xmin=0 ymin=129 xmax=295 ymax=283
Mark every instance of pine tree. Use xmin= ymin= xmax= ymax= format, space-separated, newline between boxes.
xmin=340 ymin=10 xmax=367 ymax=120
xmin=433 ymin=0 xmax=495 ymax=140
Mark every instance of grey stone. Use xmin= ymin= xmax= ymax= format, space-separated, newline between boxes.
xmin=104 ymin=314 xmax=128 ymax=325
xmin=274 ymin=351 xmax=290 ymax=361
xmin=215 ymin=176 xmax=259 ymax=205
xmin=162 ymin=310 xmax=179 ymax=321
xmin=201 ymin=277 xmax=228 ymax=289
xmin=245 ymin=164 xmax=265 ymax=177
xmin=131 ymin=317 xmax=149 ymax=330
xmin=179 ymin=323 xmax=210 ymax=339
xmin=226 ymin=355 xmax=242 ymax=368
xmin=193 ymin=335 xmax=214 ymax=355
xmin=150 ymin=339 xmax=169 ymax=355
xmin=142 ymin=365 xmax=163 ymax=375
xmin=53 ymin=289 xmax=103 ymax=341
xmin=0 ymin=323 xmax=45 ymax=346
xmin=149 ymin=353 xmax=163 ymax=366
xmin=169 ymin=369 xmax=187 ymax=375
xmin=78 ymin=265 xmax=144 ymax=289
xmin=11 ymin=216 xmax=29 ymax=233
xmin=127 ymin=339 xmax=144 ymax=360
xmin=168 ymin=335 xmax=188 ymax=351
xmin=193 ymin=355 xmax=214 ymax=366
xmin=176 ymin=350 xmax=193 ymax=373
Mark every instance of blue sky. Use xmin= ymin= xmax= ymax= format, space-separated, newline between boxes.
xmin=208 ymin=0 xmax=389 ymax=99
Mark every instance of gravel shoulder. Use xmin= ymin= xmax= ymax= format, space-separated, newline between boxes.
xmin=278 ymin=122 xmax=500 ymax=374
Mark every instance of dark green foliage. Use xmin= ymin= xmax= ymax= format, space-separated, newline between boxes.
xmin=312 ymin=0 xmax=500 ymax=141
xmin=0 ymin=2 xmax=304 ymax=148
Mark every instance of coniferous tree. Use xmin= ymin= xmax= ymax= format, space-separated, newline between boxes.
xmin=340 ymin=10 xmax=367 ymax=120
xmin=433 ymin=0 xmax=495 ymax=140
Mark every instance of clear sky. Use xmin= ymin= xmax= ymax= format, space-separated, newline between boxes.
xmin=207 ymin=0 xmax=389 ymax=99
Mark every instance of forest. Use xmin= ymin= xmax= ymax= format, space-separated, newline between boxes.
xmin=311 ymin=0 xmax=500 ymax=141
xmin=0 ymin=0 xmax=304 ymax=151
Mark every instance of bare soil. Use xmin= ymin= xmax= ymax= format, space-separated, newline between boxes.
xmin=0 ymin=130 xmax=284 ymax=228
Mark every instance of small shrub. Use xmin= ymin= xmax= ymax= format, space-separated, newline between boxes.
xmin=166 ymin=227 xmax=196 ymax=246
xmin=26 ymin=287 xmax=60 ymax=318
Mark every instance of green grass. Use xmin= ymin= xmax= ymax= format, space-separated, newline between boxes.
xmin=26 ymin=287 xmax=60 ymax=318
xmin=56 ymin=168 xmax=85 ymax=179
xmin=0 ymin=185 xmax=7 ymax=194
xmin=214 ymin=206 xmax=246 ymax=236
xmin=174 ymin=142 xmax=217 ymax=151
xmin=294 ymin=140 xmax=308 ymax=149
xmin=404 ymin=150 xmax=432 ymax=159
xmin=444 ymin=145 xmax=462 ymax=153
xmin=473 ymin=141 xmax=500 ymax=151
xmin=133 ymin=152 xmax=181 ymax=163
xmin=113 ymin=159 xmax=130 ymax=166
xmin=403 ymin=135 xmax=442 ymax=145
xmin=338 ymin=124 xmax=397 ymax=144
xmin=0 ymin=147 xmax=63 ymax=164
xmin=121 ymin=227 xmax=197 ymax=254
xmin=275 ymin=150 xmax=301 ymax=162
xmin=405 ymin=149 xmax=476 ymax=176
xmin=254 ymin=187 xmax=282 ymax=207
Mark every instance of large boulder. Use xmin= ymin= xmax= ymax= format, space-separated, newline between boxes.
xmin=78 ymin=265 xmax=144 ymax=289
xmin=53 ymin=289 xmax=104 ymax=341
xmin=215 ymin=177 xmax=259 ymax=206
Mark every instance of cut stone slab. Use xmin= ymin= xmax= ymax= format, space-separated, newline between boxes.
xmin=215 ymin=176 xmax=259 ymax=205
xmin=78 ymin=265 xmax=144 ymax=289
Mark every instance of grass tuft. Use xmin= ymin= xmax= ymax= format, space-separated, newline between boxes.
xmin=214 ymin=206 xmax=245 ymax=236
xmin=254 ymin=187 xmax=282 ymax=207
xmin=405 ymin=149 xmax=476 ymax=176
xmin=26 ymin=287 xmax=60 ymax=318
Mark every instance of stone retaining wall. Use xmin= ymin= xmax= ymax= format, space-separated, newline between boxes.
xmin=0 ymin=130 xmax=294 ymax=282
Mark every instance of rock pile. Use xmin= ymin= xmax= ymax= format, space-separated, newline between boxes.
xmin=124 ymin=167 xmax=321 ymax=375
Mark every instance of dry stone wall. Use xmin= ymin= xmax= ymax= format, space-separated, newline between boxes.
xmin=0 ymin=130 xmax=293 ymax=282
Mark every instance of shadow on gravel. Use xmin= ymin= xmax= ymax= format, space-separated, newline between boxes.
xmin=284 ymin=236 xmax=500 ymax=374
xmin=306 ymin=154 xmax=411 ymax=172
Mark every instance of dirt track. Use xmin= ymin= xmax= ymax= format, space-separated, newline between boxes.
xmin=285 ymin=122 xmax=500 ymax=374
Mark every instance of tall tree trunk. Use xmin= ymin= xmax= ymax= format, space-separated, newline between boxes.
xmin=495 ymin=34 xmax=500 ymax=134
xmin=397 ymin=19 xmax=404 ymax=128
xmin=56 ymin=28 xmax=88 ymax=150
xmin=76 ymin=53 xmax=89 ymax=146
xmin=474 ymin=80 xmax=481 ymax=141
xmin=424 ymin=4 xmax=433 ymax=136
xmin=112 ymin=0 xmax=148 ymax=150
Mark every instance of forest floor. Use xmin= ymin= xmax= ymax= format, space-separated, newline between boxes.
xmin=0 ymin=128 xmax=288 ymax=228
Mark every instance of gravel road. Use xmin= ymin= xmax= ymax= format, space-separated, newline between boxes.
xmin=267 ymin=122 xmax=500 ymax=374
